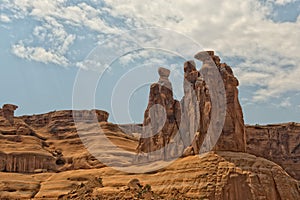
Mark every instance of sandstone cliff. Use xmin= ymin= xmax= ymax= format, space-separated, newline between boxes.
xmin=0 ymin=105 xmax=299 ymax=199
xmin=0 ymin=151 xmax=299 ymax=199
xmin=246 ymin=123 xmax=300 ymax=180
xmin=0 ymin=109 xmax=109 ymax=174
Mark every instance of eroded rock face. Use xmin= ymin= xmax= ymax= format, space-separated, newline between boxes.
xmin=0 ymin=104 xmax=18 ymax=124
xmin=246 ymin=123 xmax=300 ymax=180
xmin=20 ymin=110 xmax=109 ymax=133
xmin=0 ymin=107 xmax=110 ymax=174
xmin=137 ymin=67 xmax=183 ymax=160
xmin=0 ymin=152 xmax=56 ymax=173
xmin=206 ymin=52 xmax=245 ymax=152
xmin=0 ymin=107 xmax=299 ymax=198
xmin=186 ymin=51 xmax=245 ymax=153
xmin=137 ymin=51 xmax=246 ymax=159
xmin=1 ymin=152 xmax=299 ymax=199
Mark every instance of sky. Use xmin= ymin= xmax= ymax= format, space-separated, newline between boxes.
xmin=0 ymin=0 xmax=300 ymax=125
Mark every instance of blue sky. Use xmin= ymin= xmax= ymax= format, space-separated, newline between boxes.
xmin=0 ymin=0 xmax=300 ymax=125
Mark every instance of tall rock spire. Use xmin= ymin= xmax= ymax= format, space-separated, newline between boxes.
xmin=137 ymin=51 xmax=246 ymax=161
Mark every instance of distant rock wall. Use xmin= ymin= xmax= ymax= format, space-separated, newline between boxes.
xmin=246 ymin=123 xmax=300 ymax=180
xmin=20 ymin=110 xmax=109 ymax=130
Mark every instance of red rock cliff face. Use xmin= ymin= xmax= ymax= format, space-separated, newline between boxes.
xmin=0 ymin=109 xmax=109 ymax=173
xmin=201 ymin=52 xmax=245 ymax=152
xmin=246 ymin=123 xmax=300 ymax=180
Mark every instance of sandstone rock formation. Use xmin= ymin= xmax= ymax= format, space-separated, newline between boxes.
xmin=0 ymin=151 xmax=299 ymax=199
xmin=59 ymin=176 xmax=104 ymax=199
xmin=137 ymin=67 xmax=182 ymax=160
xmin=21 ymin=109 xmax=109 ymax=130
xmin=181 ymin=51 xmax=245 ymax=153
xmin=200 ymin=51 xmax=245 ymax=152
xmin=0 ymin=106 xmax=299 ymax=199
xmin=0 ymin=107 xmax=110 ymax=174
xmin=246 ymin=123 xmax=300 ymax=180
xmin=0 ymin=104 xmax=18 ymax=124
xmin=137 ymin=51 xmax=246 ymax=159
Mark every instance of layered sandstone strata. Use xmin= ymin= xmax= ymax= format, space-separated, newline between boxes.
xmin=246 ymin=123 xmax=300 ymax=180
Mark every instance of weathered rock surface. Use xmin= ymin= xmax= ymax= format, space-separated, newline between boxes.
xmin=0 ymin=105 xmax=298 ymax=199
xmin=181 ymin=51 xmax=245 ymax=153
xmin=134 ymin=51 xmax=300 ymax=183
xmin=0 ymin=104 xmax=18 ymax=124
xmin=137 ymin=51 xmax=246 ymax=159
xmin=246 ymin=123 xmax=300 ymax=180
xmin=20 ymin=109 xmax=109 ymax=130
xmin=0 ymin=151 xmax=299 ymax=199
xmin=203 ymin=51 xmax=245 ymax=152
xmin=137 ymin=67 xmax=183 ymax=160
xmin=0 ymin=108 xmax=110 ymax=174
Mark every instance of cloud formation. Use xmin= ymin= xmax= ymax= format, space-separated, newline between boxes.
xmin=12 ymin=43 xmax=69 ymax=66
xmin=103 ymin=0 xmax=300 ymax=101
xmin=0 ymin=14 xmax=11 ymax=22
xmin=1 ymin=0 xmax=300 ymax=102
xmin=272 ymin=0 xmax=297 ymax=5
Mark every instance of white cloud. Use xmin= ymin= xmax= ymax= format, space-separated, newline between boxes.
xmin=12 ymin=43 xmax=69 ymax=66
xmin=103 ymin=0 xmax=300 ymax=102
xmin=278 ymin=97 xmax=292 ymax=108
xmin=3 ymin=0 xmax=120 ymax=68
xmin=270 ymin=0 xmax=298 ymax=5
xmin=2 ymin=0 xmax=300 ymax=103
xmin=0 ymin=14 xmax=11 ymax=22
xmin=59 ymin=34 xmax=76 ymax=54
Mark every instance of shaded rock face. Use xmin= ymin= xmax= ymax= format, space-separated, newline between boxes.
xmin=0 ymin=153 xmax=56 ymax=173
xmin=137 ymin=68 xmax=183 ymax=160
xmin=137 ymin=51 xmax=246 ymax=159
xmin=181 ymin=60 xmax=212 ymax=154
xmin=246 ymin=123 xmax=300 ymax=180
xmin=0 ymin=104 xmax=18 ymax=124
xmin=221 ymin=173 xmax=252 ymax=200
xmin=208 ymin=53 xmax=245 ymax=152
